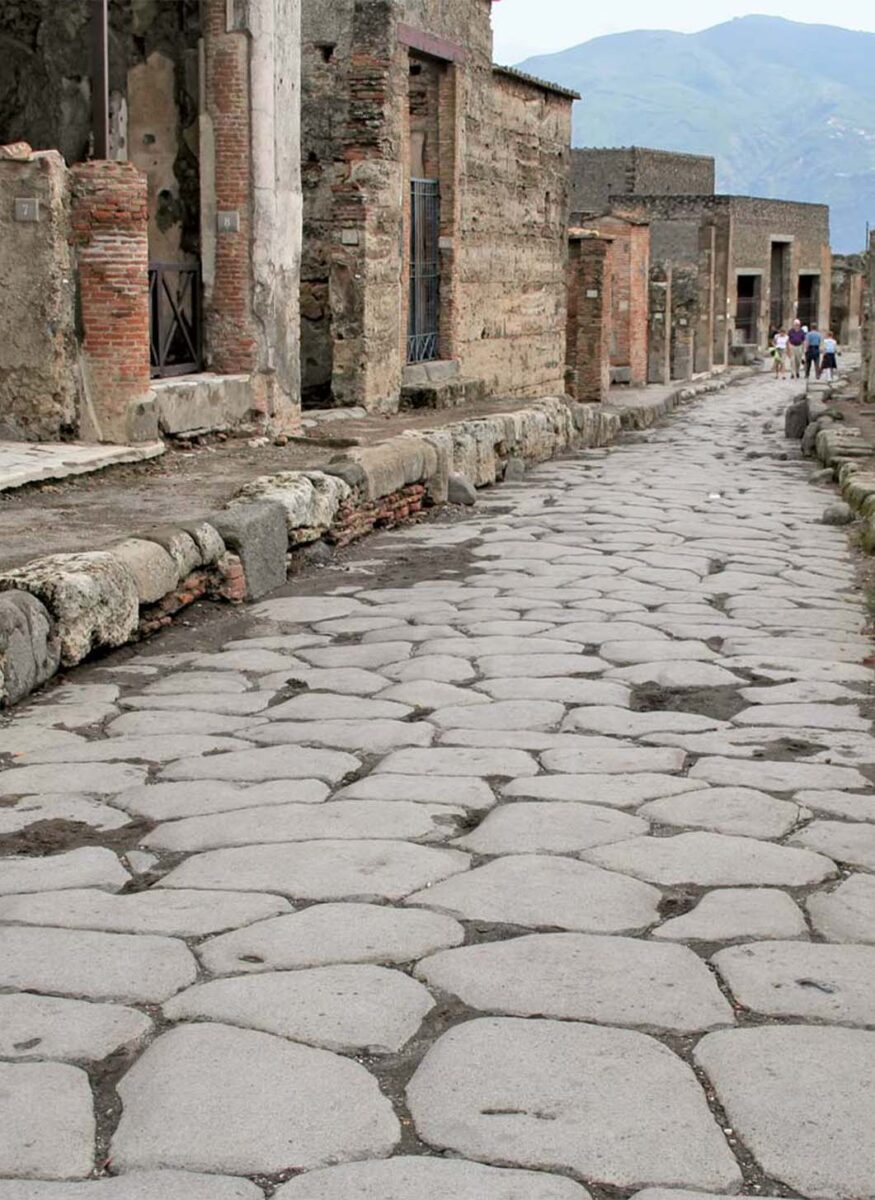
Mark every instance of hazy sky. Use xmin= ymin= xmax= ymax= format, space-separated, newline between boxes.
xmin=491 ymin=1 xmax=875 ymax=63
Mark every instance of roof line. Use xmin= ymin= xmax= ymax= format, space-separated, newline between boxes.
xmin=492 ymin=64 xmax=580 ymax=100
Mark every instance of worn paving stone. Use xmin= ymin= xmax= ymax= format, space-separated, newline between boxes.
xmin=198 ymin=902 xmax=464 ymax=975
xmin=475 ymin=677 xmax=632 ymax=706
xmin=688 ymin=755 xmax=870 ymax=792
xmin=407 ymin=1017 xmax=741 ymax=1190
xmin=0 ymin=726 xmax=87 ymax=756
xmin=563 ymin=708 xmax=722 ymax=737
xmin=428 ymin=700 xmax=566 ymax=731
xmin=377 ymin=680 xmax=490 ymax=708
xmin=586 ymin=831 xmax=837 ymax=887
xmin=0 ymin=761 xmax=147 ymax=796
xmin=733 ymin=702 xmax=870 ymax=731
xmin=415 ymin=636 xmax=583 ymax=659
xmin=375 ymin=747 xmax=538 ymax=778
xmin=601 ymin=640 xmax=716 ymax=665
xmin=272 ymin=1157 xmax=591 ymax=1199
xmin=191 ymin=649 xmax=307 ymax=673
xmin=0 ymin=794 xmax=131 ymax=834
xmin=0 ymin=848 xmax=130 ymax=896
xmin=637 ymin=787 xmax=803 ymax=839
xmin=164 ymin=964 xmax=434 ymax=1053
xmin=122 ymin=692 xmax=273 ymax=716
xmin=478 ymin=654 xmax=605 ymax=678
xmin=158 ymin=840 xmax=471 ymax=901
xmin=417 ymin=933 xmax=733 ymax=1032
xmin=264 ymin=693 xmax=412 ymax=721
xmin=795 ymin=788 xmax=875 ymax=821
xmin=143 ymin=800 xmax=461 ymax=852
xmin=0 ymin=926 xmax=197 ymax=1003
xmin=0 ymin=887 xmax=291 ymax=937
xmin=0 ymin=993 xmax=152 ymax=1062
xmin=160 ymin=745 xmax=359 ymax=784
xmin=0 ymin=1061 xmax=95 ymax=1180
xmin=298 ymin=642 xmax=413 ymax=670
xmin=250 ymin=718 xmax=434 ymax=752
xmin=383 ymin=655 xmax=477 ymax=683
xmin=791 ymin=820 xmax=875 ymax=870
xmin=713 ymin=941 xmax=875 ymax=1025
xmin=112 ymin=778 xmax=328 ymax=821
xmin=104 ymin=709 xmax=261 ymax=737
xmin=110 ymin=1024 xmax=398 ymax=1174
xmin=653 ymin=888 xmax=808 ymax=943
xmin=252 ymin=596 xmax=367 ymax=623
xmin=335 ymin=774 xmax=496 ymax=811
xmin=141 ymin=671 xmax=249 ymax=695
xmin=454 ymin=802 xmax=647 ymax=856
xmin=0 ymin=1172 xmax=265 ymax=1198
xmin=502 ymin=773 xmax=700 ymax=809
xmin=606 ymin=662 xmax=743 ymax=688
xmin=540 ymin=745 xmax=686 ymax=775
xmin=694 ymin=1026 xmax=875 ymax=1199
xmin=739 ymin=680 xmax=863 ymax=704
xmin=807 ymin=874 xmax=875 ymax=943
xmin=405 ymin=854 xmax=661 ymax=933
xmin=21 ymin=733 xmax=251 ymax=765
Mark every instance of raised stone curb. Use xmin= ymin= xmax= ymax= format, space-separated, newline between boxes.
xmin=0 ymin=386 xmax=721 ymax=706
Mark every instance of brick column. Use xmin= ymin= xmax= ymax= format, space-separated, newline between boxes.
xmin=70 ymin=161 xmax=154 ymax=444
xmin=648 ymin=263 xmax=672 ymax=385
xmin=566 ymin=235 xmax=611 ymax=402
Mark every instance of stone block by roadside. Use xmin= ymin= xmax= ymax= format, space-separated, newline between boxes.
xmin=0 ymin=590 xmax=60 ymax=706
xmin=448 ymin=473 xmax=477 ymax=505
xmin=210 ymin=503 xmax=288 ymax=601
xmin=110 ymin=538 xmax=179 ymax=604
xmin=230 ymin=471 xmax=351 ymax=544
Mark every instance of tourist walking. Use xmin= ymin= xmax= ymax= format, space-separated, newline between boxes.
xmin=821 ymin=331 xmax=839 ymax=382
xmin=804 ymin=324 xmax=823 ymax=380
xmin=787 ymin=319 xmax=806 ymax=378
xmin=771 ymin=329 xmax=789 ymax=379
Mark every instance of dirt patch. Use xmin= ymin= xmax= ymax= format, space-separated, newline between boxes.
xmin=630 ymin=684 xmax=747 ymax=721
xmin=0 ymin=816 xmax=153 ymax=858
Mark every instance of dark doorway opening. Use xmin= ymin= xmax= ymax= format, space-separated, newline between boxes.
xmin=408 ymin=179 xmax=440 ymax=363
xmin=735 ymin=274 xmax=760 ymax=343
xmin=797 ymin=274 xmax=820 ymax=329
xmin=770 ymin=242 xmax=788 ymax=331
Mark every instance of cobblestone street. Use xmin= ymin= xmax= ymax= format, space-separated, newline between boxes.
xmin=1 ymin=373 xmax=874 ymax=1199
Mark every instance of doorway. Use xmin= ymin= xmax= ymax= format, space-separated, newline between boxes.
xmin=407 ymin=178 xmax=440 ymax=364
xmin=797 ymin=274 xmax=820 ymax=329
xmin=770 ymin=242 xmax=788 ymax=332
xmin=735 ymin=274 xmax=760 ymax=343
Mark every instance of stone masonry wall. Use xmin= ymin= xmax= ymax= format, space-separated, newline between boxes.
xmin=832 ymin=254 xmax=864 ymax=349
xmin=585 ymin=216 xmax=649 ymax=386
xmin=0 ymin=151 xmax=79 ymax=441
xmin=570 ymin=147 xmax=715 ymax=217
xmin=566 ymin=236 xmax=611 ymax=402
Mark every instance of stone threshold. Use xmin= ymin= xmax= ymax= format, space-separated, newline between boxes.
xmin=0 ymin=441 xmax=165 ymax=493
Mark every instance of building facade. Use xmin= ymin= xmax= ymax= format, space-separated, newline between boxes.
xmin=570 ymin=147 xmax=716 ymax=218
xmin=300 ymin=0 xmax=576 ymax=412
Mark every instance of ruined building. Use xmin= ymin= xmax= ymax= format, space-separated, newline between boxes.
xmin=569 ymin=148 xmax=832 ymax=381
xmin=300 ymin=0 xmax=577 ymax=412
xmin=0 ymin=0 xmax=301 ymax=443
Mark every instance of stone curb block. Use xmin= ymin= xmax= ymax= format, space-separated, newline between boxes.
xmin=811 ymin=419 xmax=875 ymax=555
xmin=0 ymin=590 xmax=61 ymax=706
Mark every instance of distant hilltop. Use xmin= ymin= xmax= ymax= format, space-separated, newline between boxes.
xmin=517 ymin=15 xmax=875 ymax=253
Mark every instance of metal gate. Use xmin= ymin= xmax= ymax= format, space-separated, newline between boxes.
xmin=149 ymin=262 xmax=203 ymax=378
xmin=407 ymin=178 xmax=440 ymax=364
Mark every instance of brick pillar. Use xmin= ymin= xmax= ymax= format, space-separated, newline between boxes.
xmin=566 ymin=235 xmax=611 ymax=402
xmin=627 ymin=223 xmax=650 ymax=387
xmin=70 ymin=161 xmax=154 ymax=444
xmin=648 ymin=263 xmax=671 ymax=385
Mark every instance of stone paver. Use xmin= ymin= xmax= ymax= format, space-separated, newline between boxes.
xmin=164 ymin=964 xmax=434 ymax=1052
xmin=637 ymin=787 xmax=803 ymax=839
xmin=454 ymin=802 xmax=646 ymax=855
xmin=502 ymin=772 xmax=699 ymax=808
xmin=653 ymin=888 xmax=808 ymax=943
xmin=791 ymin=819 xmax=875 ymax=870
xmin=375 ymin=747 xmax=538 ymax=777
xmin=0 ymin=1173 xmax=264 ymax=1198
xmin=417 ymin=933 xmax=733 ymax=1032
xmin=112 ymin=778 xmax=329 ymax=820
xmin=0 ymin=848 xmax=130 ymax=895
xmin=197 ymin=902 xmax=464 ymax=974
xmin=0 ymin=993 xmax=152 ymax=1062
xmin=807 ymin=873 xmax=875 ymax=943
xmin=335 ymin=774 xmax=496 ymax=811
xmin=695 ymin=1026 xmax=875 ymax=1199
xmin=160 ymin=745 xmax=359 ymax=783
xmin=273 ymin=1158 xmax=591 ymax=1198
xmin=0 ymin=1062 xmax=95 ymax=1179
xmin=407 ymin=1018 xmax=741 ymax=1189
xmin=110 ymin=1024 xmax=399 ymax=1174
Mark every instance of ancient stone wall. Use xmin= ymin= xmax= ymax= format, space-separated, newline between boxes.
xmin=831 ymin=254 xmax=865 ymax=349
xmin=566 ymin=236 xmax=612 ymax=402
xmin=570 ymin=147 xmax=715 ymax=217
xmin=584 ymin=216 xmax=649 ymax=386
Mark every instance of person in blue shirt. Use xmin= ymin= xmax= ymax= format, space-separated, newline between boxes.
xmin=804 ymin=324 xmax=823 ymax=380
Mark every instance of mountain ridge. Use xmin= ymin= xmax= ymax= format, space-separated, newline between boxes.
xmin=516 ymin=15 xmax=875 ymax=252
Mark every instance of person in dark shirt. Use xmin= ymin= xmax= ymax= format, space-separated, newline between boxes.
xmin=787 ymin=319 xmax=806 ymax=378
xmin=804 ymin=324 xmax=823 ymax=380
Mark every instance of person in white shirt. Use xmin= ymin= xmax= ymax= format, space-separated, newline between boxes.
xmin=771 ymin=329 xmax=789 ymax=379
xmin=821 ymin=332 xmax=839 ymax=382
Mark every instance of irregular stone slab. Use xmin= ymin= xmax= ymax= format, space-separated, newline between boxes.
xmin=0 ymin=1171 xmax=264 ymax=1198
xmin=258 ymin=667 xmax=391 ymax=695
xmin=739 ymin=680 xmax=862 ymax=704
xmin=123 ymin=692 xmax=272 ymax=716
xmin=165 ymin=964 xmax=434 ymax=1053
xmin=113 ymin=778 xmax=328 ymax=821
xmin=0 ymin=794 xmax=130 ymax=835
xmin=417 ymin=933 xmax=733 ymax=1033
xmin=378 ymin=680 xmax=490 ymax=709
xmin=144 ymin=800 xmax=461 ymax=852
xmin=713 ymin=941 xmax=875 ymax=1025
xmin=0 ymin=888 xmax=291 ymax=937
xmin=250 ymin=719 xmax=433 ymax=753
xmin=587 ymin=832 xmax=837 ymax=887
xmin=475 ymin=677 xmax=631 ymax=706
xmin=105 ymin=710 xmax=261 ymax=737
xmin=158 ymin=840 xmax=471 ymax=901
xmin=22 ymin=734 xmax=249 ymax=765
xmin=265 ymin=693 xmax=412 ymax=721
xmin=0 ymin=926 xmax=197 ymax=1003
xmin=0 ymin=847 xmax=130 ymax=896
xmin=733 ymin=702 xmax=870 ymax=731
xmin=601 ymin=640 xmax=716 ymax=665
xmin=695 ymin=1026 xmax=875 ymax=1199
xmin=0 ymin=726 xmax=86 ymax=756
xmin=417 ymin=636 xmax=583 ymax=659
xmin=384 ymin=655 xmax=477 ymax=683
xmin=541 ymin=622 xmax=669 ymax=646
xmin=408 ymin=1018 xmax=741 ymax=1190
xmin=376 ymin=747 xmax=538 ymax=778
xmin=252 ymin=596 xmax=367 ymax=623
xmin=298 ymin=642 xmax=413 ymax=670
xmin=428 ymin=700 xmax=565 ymax=731
xmin=607 ymin=662 xmax=743 ymax=688
xmin=0 ymin=1061 xmax=95 ymax=1179
xmin=160 ymin=745 xmax=358 ymax=783
xmin=0 ymin=993 xmax=152 ymax=1062
xmin=198 ymin=902 xmax=464 ymax=975
xmin=273 ymin=1157 xmax=591 ymax=1199
xmin=796 ymin=788 xmax=875 ymax=821
xmin=791 ymin=820 xmax=875 ymax=871
xmin=503 ymin=773 xmax=699 ymax=809
xmin=0 ymin=762 xmax=147 ymax=796
xmin=638 ymin=788 xmax=802 ymax=839
xmin=478 ymin=654 xmax=605 ymax=678
xmin=540 ymin=746 xmax=686 ymax=775
xmin=336 ymin=774 xmax=496 ymax=812
xmin=720 ymin=636 xmax=869 ymax=661
xmin=808 ymin=874 xmax=875 ymax=943
xmin=191 ymin=649 xmax=307 ymax=674
xmin=110 ymin=1024 xmax=399 ymax=1174
xmin=688 ymin=756 xmax=869 ymax=792
xmin=653 ymin=888 xmax=808 ymax=943
xmin=455 ymin=803 xmax=647 ymax=855
xmin=405 ymin=855 xmax=660 ymax=933
xmin=564 ymin=708 xmax=722 ymax=737
xmin=630 ymin=1192 xmax=780 ymax=1200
